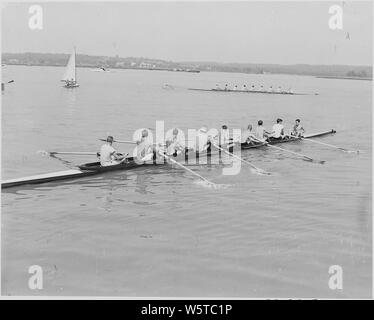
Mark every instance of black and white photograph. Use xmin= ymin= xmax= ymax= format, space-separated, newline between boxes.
xmin=1 ymin=0 xmax=372 ymax=299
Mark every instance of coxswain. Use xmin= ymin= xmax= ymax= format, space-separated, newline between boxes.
xmin=269 ymin=118 xmax=285 ymax=140
xmin=255 ymin=120 xmax=270 ymax=142
xmin=99 ymin=136 xmax=125 ymax=166
xmin=291 ymin=119 xmax=305 ymax=137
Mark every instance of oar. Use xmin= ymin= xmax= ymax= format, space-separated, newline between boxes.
xmin=48 ymin=151 xmax=99 ymax=156
xmin=301 ymin=137 xmax=359 ymax=154
xmin=158 ymin=152 xmax=216 ymax=187
xmin=264 ymin=143 xmax=325 ymax=164
xmin=212 ymin=143 xmax=271 ymax=175
xmin=99 ymin=139 xmax=136 ymax=144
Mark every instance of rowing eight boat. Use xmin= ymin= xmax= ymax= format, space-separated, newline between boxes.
xmin=188 ymin=88 xmax=311 ymax=95
xmin=1 ymin=130 xmax=336 ymax=189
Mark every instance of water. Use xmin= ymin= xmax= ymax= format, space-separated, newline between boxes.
xmin=1 ymin=65 xmax=371 ymax=297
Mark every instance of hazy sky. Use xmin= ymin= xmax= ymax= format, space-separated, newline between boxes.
xmin=1 ymin=1 xmax=372 ymax=65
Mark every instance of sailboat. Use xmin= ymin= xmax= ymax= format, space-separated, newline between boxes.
xmin=61 ymin=47 xmax=79 ymax=88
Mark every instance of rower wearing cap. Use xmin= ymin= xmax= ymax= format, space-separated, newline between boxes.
xmin=270 ymin=118 xmax=285 ymax=140
xmin=291 ymin=119 xmax=305 ymax=137
xmin=99 ymin=136 xmax=125 ymax=166
xmin=220 ymin=124 xmax=230 ymax=145
xmin=136 ymin=129 xmax=154 ymax=161
xmin=166 ymin=128 xmax=185 ymax=156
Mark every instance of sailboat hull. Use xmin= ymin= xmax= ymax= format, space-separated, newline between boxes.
xmin=64 ymin=83 xmax=80 ymax=88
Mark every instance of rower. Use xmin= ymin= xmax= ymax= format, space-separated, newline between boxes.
xmin=277 ymin=86 xmax=282 ymax=93
xmin=166 ymin=128 xmax=185 ymax=156
xmin=220 ymin=124 xmax=230 ymax=145
xmin=232 ymin=85 xmax=238 ymax=91
xmin=268 ymin=86 xmax=274 ymax=93
xmin=260 ymin=85 xmax=265 ymax=92
xmin=224 ymin=84 xmax=229 ymax=91
xmin=196 ymin=126 xmax=210 ymax=152
xmin=291 ymin=119 xmax=305 ymax=137
xmin=99 ymin=136 xmax=125 ymax=166
xmin=255 ymin=120 xmax=269 ymax=142
xmin=243 ymin=124 xmax=258 ymax=145
xmin=250 ymin=85 xmax=256 ymax=91
xmin=287 ymin=87 xmax=293 ymax=94
xmin=215 ymin=84 xmax=221 ymax=91
xmin=269 ymin=118 xmax=285 ymax=140
xmin=136 ymin=129 xmax=154 ymax=161
xmin=242 ymin=84 xmax=248 ymax=91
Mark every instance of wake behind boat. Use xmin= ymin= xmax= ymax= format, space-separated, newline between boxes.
xmin=2 ymin=129 xmax=336 ymax=189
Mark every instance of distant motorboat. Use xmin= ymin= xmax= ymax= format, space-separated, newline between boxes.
xmin=91 ymin=67 xmax=111 ymax=72
xmin=61 ymin=47 xmax=79 ymax=88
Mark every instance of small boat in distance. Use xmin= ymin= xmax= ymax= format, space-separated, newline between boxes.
xmin=61 ymin=47 xmax=79 ymax=88
xmin=91 ymin=67 xmax=111 ymax=72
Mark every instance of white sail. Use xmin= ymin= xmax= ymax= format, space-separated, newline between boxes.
xmin=61 ymin=49 xmax=77 ymax=82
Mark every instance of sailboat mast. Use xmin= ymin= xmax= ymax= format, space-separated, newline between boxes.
xmin=74 ymin=46 xmax=77 ymax=82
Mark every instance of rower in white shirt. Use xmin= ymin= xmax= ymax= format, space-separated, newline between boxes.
xmin=250 ymin=85 xmax=256 ymax=91
xmin=220 ymin=124 xmax=230 ymax=145
xmin=277 ymin=86 xmax=282 ymax=93
xmin=242 ymin=124 xmax=258 ymax=145
xmin=255 ymin=120 xmax=270 ymax=142
xmin=242 ymin=84 xmax=248 ymax=91
xmin=166 ymin=128 xmax=185 ymax=156
xmin=270 ymin=118 xmax=285 ymax=140
xmin=99 ymin=136 xmax=125 ymax=166
xmin=196 ymin=126 xmax=210 ymax=152
xmin=136 ymin=129 xmax=154 ymax=161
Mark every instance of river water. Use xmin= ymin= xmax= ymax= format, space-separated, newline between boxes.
xmin=1 ymin=65 xmax=371 ymax=297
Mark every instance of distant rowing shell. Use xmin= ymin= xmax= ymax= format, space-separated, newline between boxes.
xmin=188 ymin=88 xmax=313 ymax=96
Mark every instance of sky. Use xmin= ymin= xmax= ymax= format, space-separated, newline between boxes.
xmin=1 ymin=1 xmax=372 ymax=65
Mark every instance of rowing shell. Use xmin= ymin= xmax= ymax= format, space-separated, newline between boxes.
xmin=188 ymin=88 xmax=310 ymax=95
xmin=1 ymin=130 xmax=335 ymax=189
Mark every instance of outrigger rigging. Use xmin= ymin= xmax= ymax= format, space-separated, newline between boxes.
xmin=1 ymin=130 xmax=342 ymax=189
